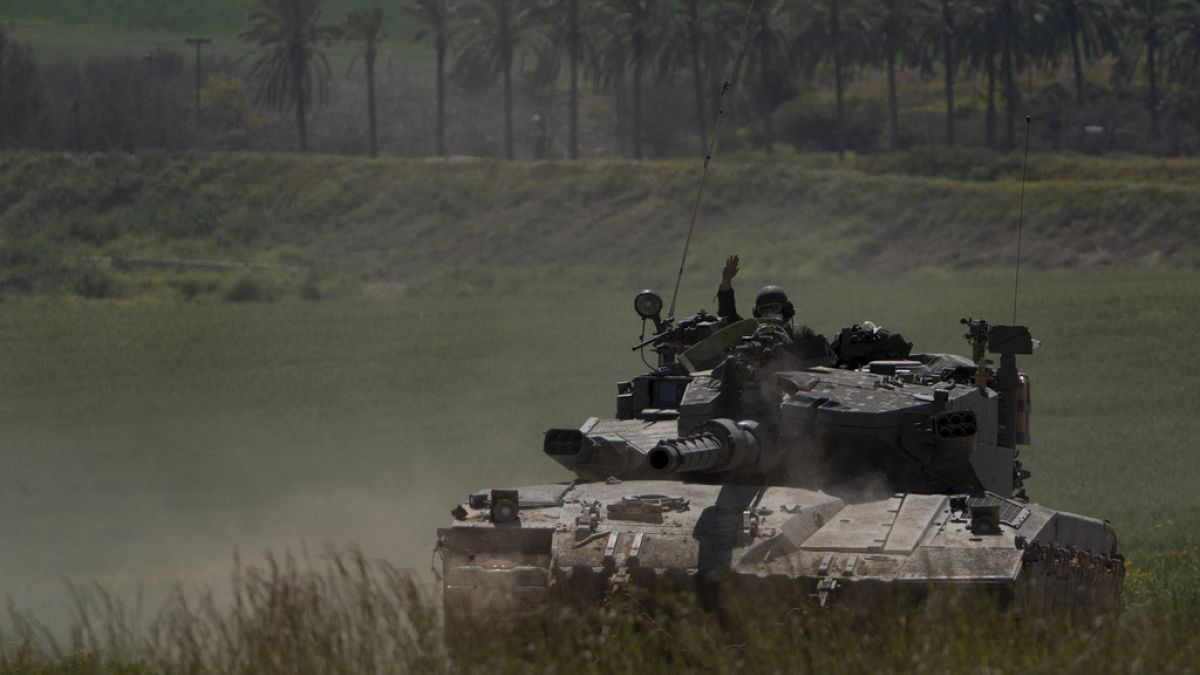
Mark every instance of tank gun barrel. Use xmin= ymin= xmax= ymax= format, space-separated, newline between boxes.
xmin=647 ymin=419 xmax=761 ymax=474
xmin=648 ymin=433 xmax=726 ymax=473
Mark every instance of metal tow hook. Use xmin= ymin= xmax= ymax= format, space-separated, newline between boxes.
xmin=815 ymin=577 xmax=839 ymax=608
xmin=430 ymin=538 xmax=444 ymax=582
xmin=812 ymin=553 xmax=838 ymax=608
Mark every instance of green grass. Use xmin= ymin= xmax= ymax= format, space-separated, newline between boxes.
xmin=0 ymin=20 xmax=429 ymax=70
xmin=0 ymin=0 xmax=430 ymax=69
xmin=2 ymin=150 xmax=1198 ymax=304
xmin=0 ymin=268 xmax=1197 ymax=625
xmin=2 ymin=550 xmax=1198 ymax=675
xmin=1 ymin=1 xmax=421 ymax=39
xmin=0 ymin=21 xmax=239 ymax=64
xmin=0 ymin=267 xmax=1197 ymax=670
xmin=0 ymin=147 xmax=1197 ymax=669
xmin=777 ymin=146 xmax=1200 ymax=184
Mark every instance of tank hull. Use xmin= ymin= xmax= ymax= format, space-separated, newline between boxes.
xmin=438 ymin=481 xmax=1123 ymax=621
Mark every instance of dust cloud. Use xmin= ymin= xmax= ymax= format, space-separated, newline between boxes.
xmin=0 ymin=433 xmax=567 ymax=631
xmin=0 ymin=299 xmax=593 ymax=631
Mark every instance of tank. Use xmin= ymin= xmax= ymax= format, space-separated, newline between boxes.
xmin=435 ymin=290 xmax=1124 ymax=620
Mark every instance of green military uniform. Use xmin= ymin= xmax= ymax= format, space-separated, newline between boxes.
xmin=716 ymin=287 xmax=816 ymax=341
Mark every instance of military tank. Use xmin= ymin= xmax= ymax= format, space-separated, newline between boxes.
xmin=435 ymin=289 xmax=1124 ymax=620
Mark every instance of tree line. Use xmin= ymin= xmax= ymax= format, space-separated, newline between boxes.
xmin=2 ymin=0 xmax=1199 ymax=158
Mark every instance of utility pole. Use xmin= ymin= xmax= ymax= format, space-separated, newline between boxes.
xmin=185 ymin=37 xmax=212 ymax=117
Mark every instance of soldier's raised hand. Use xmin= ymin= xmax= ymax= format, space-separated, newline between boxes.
xmin=720 ymin=254 xmax=740 ymax=290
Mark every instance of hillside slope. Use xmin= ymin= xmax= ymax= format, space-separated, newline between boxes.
xmin=1 ymin=151 xmax=1196 ymax=299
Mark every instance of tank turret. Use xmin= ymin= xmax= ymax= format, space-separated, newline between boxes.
xmin=547 ymin=302 xmax=1029 ymax=498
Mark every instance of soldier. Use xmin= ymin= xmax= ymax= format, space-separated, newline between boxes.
xmin=717 ymin=254 xmax=816 ymax=340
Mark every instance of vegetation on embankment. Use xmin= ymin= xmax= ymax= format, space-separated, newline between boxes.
xmin=2 ymin=150 xmax=1197 ymax=302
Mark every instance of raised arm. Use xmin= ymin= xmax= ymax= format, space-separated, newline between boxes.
xmin=720 ymin=254 xmax=739 ymax=291
xmin=717 ymin=254 xmax=741 ymax=320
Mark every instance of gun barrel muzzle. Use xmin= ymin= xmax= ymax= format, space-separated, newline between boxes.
xmin=648 ymin=432 xmax=726 ymax=473
xmin=647 ymin=419 xmax=759 ymax=474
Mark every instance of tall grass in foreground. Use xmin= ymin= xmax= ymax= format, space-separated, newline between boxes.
xmin=2 ymin=549 xmax=443 ymax=675
xmin=2 ymin=547 xmax=1198 ymax=675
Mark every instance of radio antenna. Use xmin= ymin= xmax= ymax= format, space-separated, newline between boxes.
xmin=667 ymin=0 xmax=757 ymax=320
xmin=1012 ymin=115 xmax=1031 ymax=325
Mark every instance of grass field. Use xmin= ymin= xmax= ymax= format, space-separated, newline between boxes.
xmin=0 ymin=267 xmax=1197 ymax=636
xmin=0 ymin=1 xmax=427 ymax=68
xmin=0 ymin=143 xmax=1197 ymax=670
xmin=1 ymin=1 xmax=420 ymax=37
xmin=0 ymin=19 xmax=430 ymax=71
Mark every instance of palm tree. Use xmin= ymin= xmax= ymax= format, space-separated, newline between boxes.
xmin=940 ymin=0 xmax=958 ymax=146
xmin=537 ymin=0 xmax=582 ymax=158
xmin=999 ymin=0 xmax=1019 ymax=150
xmin=345 ymin=8 xmax=384 ymax=157
xmin=1161 ymin=6 xmax=1200 ymax=150
xmin=629 ymin=0 xmax=652 ymax=159
xmin=0 ymin=29 xmax=50 ymax=149
xmin=796 ymin=0 xmax=872 ymax=158
xmin=868 ymin=0 xmax=931 ymax=149
xmin=582 ymin=0 xmax=662 ymax=159
xmin=241 ymin=0 xmax=341 ymax=152
xmin=1049 ymin=0 xmax=1120 ymax=105
xmin=1119 ymin=0 xmax=1175 ymax=139
xmin=408 ymin=0 xmax=453 ymax=156
xmin=683 ymin=0 xmax=713 ymax=153
xmin=455 ymin=0 xmax=544 ymax=159
xmin=1171 ymin=4 xmax=1200 ymax=83
xmin=916 ymin=0 xmax=963 ymax=146
xmin=584 ymin=2 xmax=632 ymax=154
xmin=961 ymin=0 xmax=1004 ymax=148
xmin=961 ymin=0 xmax=1033 ymax=151
xmin=566 ymin=0 xmax=581 ymax=158
xmin=653 ymin=0 xmax=741 ymax=155
xmin=608 ymin=0 xmax=664 ymax=160
xmin=749 ymin=0 xmax=794 ymax=154
xmin=0 ymin=30 xmax=7 ymax=145
xmin=996 ymin=0 xmax=1053 ymax=150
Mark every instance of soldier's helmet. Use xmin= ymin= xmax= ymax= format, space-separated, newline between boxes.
xmin=753 ymin=285 xmax=794 ymax=321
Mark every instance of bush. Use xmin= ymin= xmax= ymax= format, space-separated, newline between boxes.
xmin=715 ymin=124 xmax=747 ymax=154
xmin=870 ymin=145 xmax=1024 ymax=181
xmin=72 ymin=266 xmax=119 ymax=299
xmin=67 ymin=215 xmax=123 ymax=245
xmin=0 ymin=234 xmax=53 ymax=294
xmin=772 ymin=96 xmax=885 ymax=153
xmin=221 ymin=268 xmax=309 ymax=302
xmin=169 ymin=270 xmax=223 ymax=301
xmin=223 ymin=272 xmax=274 ymax=303
xmin=298 ymin=267 xmax=360 ymax=301
xmin=199 ymin=74 xmax=266 ymax=134
xmin=299 ymin=269 xmax=322 ymax=301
